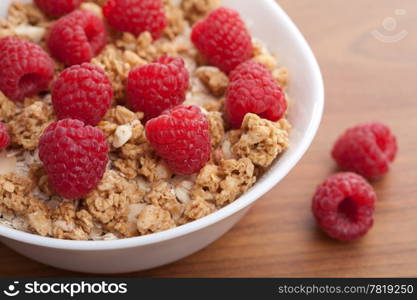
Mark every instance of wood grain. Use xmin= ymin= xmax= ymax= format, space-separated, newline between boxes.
xmin=1 ymin=0 xmax=417 ymax=277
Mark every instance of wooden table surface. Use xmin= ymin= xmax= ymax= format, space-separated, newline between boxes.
xmin=1 ymin=0 xmax=417 ymax=277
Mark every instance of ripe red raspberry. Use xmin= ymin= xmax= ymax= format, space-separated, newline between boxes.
xmin=225 ymin=61 xmax=287 ymax=128
xmin=146 ymin=105 xmax=211 ymax=175
xmin=312 ymin=172 xmax=376 ymax=241
xmin=52 ymin=63 xmax=112 ymax=126
xmin=39 ymin=119 xmax=109 ymax=199
xmin=127 ymin=55 xmax=189 ymax=121
xmin=332 ymin=122 xmax=398 ymax=180
xmin=0 ymin=122 xmax=10 ymax=151
xmin=103 ymin=0 xmax=167 ymax=39
xmin=0 ymin=36 xmax=54 ymax=102
xmin=34 ymin=0 xmax=84 ymax=17
xmin=191 ymin=7 xmax=253 ymax=73
xmin=47 ymin=10 xmax=107 ymax=66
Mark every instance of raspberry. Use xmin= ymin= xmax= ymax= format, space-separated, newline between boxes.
xmin=103 ymin=0 xmax=167 ymax=39
xmin=332 ymin=122 xmax=397 ymax=180
xmin=34 ymin=0 xmax=84 ymax=17
xmin=191 ymin=7 xmax=253 ymax=73
xmin=127 ymin=55 xmax=189 ymax=121
xmin=52 ymin=63 xmax=112 ymax=126
xmin=312 ymin=172 xmax=376 ymax=241
xmin=0 ymin=122 xmax=10 ymax=151
xmin=145 ymin=105 xmax=211 ymax=175
xmin=47 ymin=10 xmax=107 ymax=66
xmin=225 ymin=61 xmax=287 ymax=128
xmin=39 ymin=119 xmax=109 ymax=199
xmin=0 ymin=36 xmax=54 ymax=102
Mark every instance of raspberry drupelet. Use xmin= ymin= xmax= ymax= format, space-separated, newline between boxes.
xmin=0 ymin=122 xmax=10 ymax=151
xmin=0 ymin=36 xmax=54 ymax=102
xmin=52 ymin=63 xmax=113 ymax=126
xmin=145 ymin=105 xmax=211 ymax=175
xmin=47 ymin=10 xmax=107 ymax=66
xmin=225 ymin=60 xmax=287 ymax=129
xmin=312 ymin=172 xmax=376 ymax=241
xmin=191 ymin=7 xmax=253 ymax=73
xmin=39 ymin=119 xmax=109 ymax=199
xmin=103 ymin=0 xmax=167 ymax=39
xmin=332 ymin=122 xmax=398 ymax=180
xmin=127 ymin=55 xmax=189 ymax=121
xmin=34 ymin=0 xmax=84 ymax=17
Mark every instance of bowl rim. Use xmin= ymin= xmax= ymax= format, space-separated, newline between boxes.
xmin=0 ymin=0 xmax=324 ymax=251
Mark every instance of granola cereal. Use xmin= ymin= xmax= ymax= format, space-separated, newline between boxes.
xmin=180 ymin=0 xmax=221 ymax=24
xmin=0 ymin=0 xmax=292 ymax=240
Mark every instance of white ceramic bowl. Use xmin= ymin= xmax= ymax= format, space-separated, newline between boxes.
xmin=0 ymin=0 xmax=324 ymax=273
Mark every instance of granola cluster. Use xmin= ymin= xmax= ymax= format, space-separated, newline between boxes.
xmin=0 ymin=0 xmax=291 ymax=240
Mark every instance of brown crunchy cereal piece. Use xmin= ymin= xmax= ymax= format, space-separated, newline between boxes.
xmin=163 ymin=0 xmax=185 ymax=40
xmin=0 ymin=92 xmax=16 ymax=122
xmin=119 ymin=143 xmax=143 ymax=160
xmin=190 ymin=157 xmax=255 ymax=207
xmin=91 ymin=45 xmax=129 ymax=101
xmin=99 ymin=106 xmax=145 ymax=147
xmin=253 ymin=43 xmax=278 ymax=71
xmin=139 ymin=154 xmax=172 ymax=182
xmin=207 ymin=111 xmax=225 ymax=147
xmin=180 ymin=0 xmax=221 ymax=24
xmin=146 ymin=181 xmax=183 ymax=219
xmin=136 ymin=204 xmax=175 ymax=235
xmin=215 ymin=158 xmax=256 ymax=207
xmin=85 ymin=170 xmax=145 ymax=237
xmin=184 ymin=198 xmax=214 ymax=220
xmin=113 ymin=141 xmax=171 ymax=182
xmin=27 ymin=210 xmax=51 ymax=236
xmin=8 ymin=101 xmax=55 ymax=150
xmin=190 ymin=164 xmax=221 ymax=202
xmin=51 ymin=201 xmax=92 ymax=240
xmin=0 ymin=173 xmax=51 ymax=236
xmin=7 ymin=2 xmax=47 ymax=27
xmin=104 ymin=105 xmax=140 ymax=124
xmin=195 ymin=66 xmax=229 ymax=97
xmin=232 ymin=114 xmax=289 ymax=168
xmin=97 ymin=121 xmax=117 ymax=139
xmin=116 ymin=30 xmax=191 ymax=62
xmin=113 ymin=158 xmax=138 ymax=179
xmin=92 ymin=45 xmax=147 ymax=101
xmin=201 ymin=98 xmax=224 ymax=112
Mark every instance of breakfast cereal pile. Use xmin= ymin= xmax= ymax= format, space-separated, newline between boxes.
xmin=0 ymin=0 xmax=291 ymax=240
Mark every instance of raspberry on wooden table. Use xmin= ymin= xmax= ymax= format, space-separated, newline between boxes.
xmin=103 ymin=0 xmax=167 ymax=39
xmin=39 ymin=119 xmax=109 ymax=199
xmin=34 ymin=0 xmax=84 ymax=17
xmin=47 ymin=10 xmax=107 ymax=66
xmin=225 ymin=60 xmax=287 ymax=129
xmin=191 ymin=7 xmax=253 ymax=73
xmin=127 ymin=55 xmax=189 ymax=121
xmin=52 ymin=63 xmax=113 ymax=126
xmin=0 ymin=122 xmax=10 ymax=151
xmin=332 ymin=122 xmax=398 ymax=180
xmin=312 ymin=172 xmax=376 ymax=241
xmin=0 ymin=36 xmax=54 ymax=102
xmin=145 ymin=105 xmax=211 ymax=175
